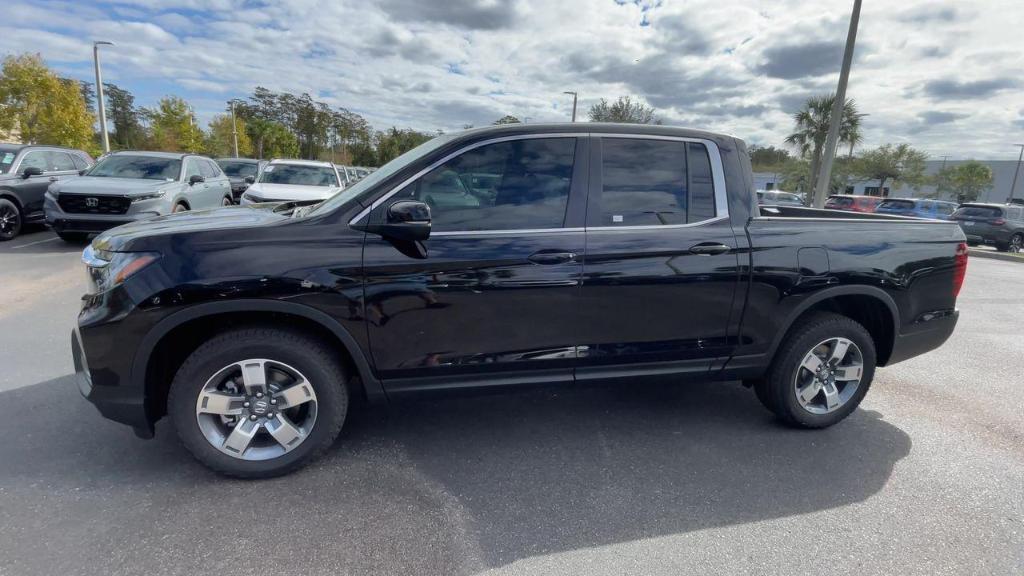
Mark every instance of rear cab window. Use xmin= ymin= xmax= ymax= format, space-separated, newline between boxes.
xmin=591 ymin=138 xmax=716 ymax=226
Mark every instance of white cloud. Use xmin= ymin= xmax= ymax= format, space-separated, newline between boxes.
xmin=2 ymin=0 xmax=1022 ymax=158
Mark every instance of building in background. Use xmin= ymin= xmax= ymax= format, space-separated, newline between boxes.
xmin=754 ymin=159 xmax=1023 ymax=203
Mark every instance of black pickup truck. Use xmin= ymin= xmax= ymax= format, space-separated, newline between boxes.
xmin=74 ymin=123 xmax=966 ymax=477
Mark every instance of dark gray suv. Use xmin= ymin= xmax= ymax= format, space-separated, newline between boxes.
xmin=952 ymin=203 xmax=1024 ymax=252
xmin=0 ymin=144 xmax=94 ymax=240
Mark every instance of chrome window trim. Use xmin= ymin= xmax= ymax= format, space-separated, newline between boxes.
xmin=432 ymin=227 xmax=585 ymax=237
xmin=348 ymin=131 xmax=729 ymax=233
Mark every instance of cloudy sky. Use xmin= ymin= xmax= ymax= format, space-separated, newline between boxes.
xmin=3 ymin=0 xmax=1023 ymax=158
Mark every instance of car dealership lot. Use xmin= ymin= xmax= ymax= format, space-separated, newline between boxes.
xmin=1 ymin=228 xmax=1022 ymax=575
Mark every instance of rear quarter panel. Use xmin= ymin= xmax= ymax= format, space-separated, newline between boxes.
xmin=739 ymin=218 xmax=964 ymax=360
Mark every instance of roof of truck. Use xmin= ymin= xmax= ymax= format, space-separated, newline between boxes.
xmin=456 ymin=122 xmax=737 ymax=142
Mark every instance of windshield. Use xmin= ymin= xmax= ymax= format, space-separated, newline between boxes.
xmin=309 ymin=132 xmax=459 ymax=215
xmin=219 ymin=161 xmax=260 ymax=178
xmin=0 ymin=149 xmax=16 ymax=174
xmin=87 ymin=155 xmax=181 ymax=180
xmin=259 ymin=164 xmax=338 ymax=187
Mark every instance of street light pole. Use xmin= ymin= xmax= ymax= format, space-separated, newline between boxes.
xmin=92 ymin=41 xmax=114 ymax=154
xmin=812 ymin=0 xmax=861 ymax=208
xmin=230 ymin=100 xmax=239 ymax=157
xmin=1010 ymin=144 xmax=1024 ymax=203
xmin=563 ymin=91 xmax=578 ymax=122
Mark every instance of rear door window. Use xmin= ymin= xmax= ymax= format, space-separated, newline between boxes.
xmin=46 ymin=151 xmax=78 ymax=172
xmin=595 ymin=138 xmax=716 ymax=226
xmin=199 ymin=159 xmax=221 ymax=179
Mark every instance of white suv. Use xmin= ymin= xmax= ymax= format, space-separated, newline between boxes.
xmin=240 ymin=159 xmax=343 ymax=205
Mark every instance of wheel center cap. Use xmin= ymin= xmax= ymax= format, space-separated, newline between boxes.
xmin=250 ymin=398 xmax=269 ymax=416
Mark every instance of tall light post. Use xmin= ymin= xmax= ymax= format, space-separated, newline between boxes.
xmin=93 ymin=41 xmax=115 ymax=154
xmin=563 ymin=91 xmax=578 ymax=122
xmin=229 ymin=99 xmax=240 ymax=157
xmin=812 ymin=0 xmax=861 ymax=208
xmin=1009 ymin=144 xmax=1024 ymax=203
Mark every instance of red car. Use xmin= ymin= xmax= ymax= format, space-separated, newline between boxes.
xmin=825 ymin=194 xmax=883 ymax=213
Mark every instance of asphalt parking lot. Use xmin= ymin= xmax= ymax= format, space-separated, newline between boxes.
xmin=1 ymin=228 xmax=1022 ymax=576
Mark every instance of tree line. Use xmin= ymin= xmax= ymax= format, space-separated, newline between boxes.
xmin=0 ymin=53 xmax=436 ymax=166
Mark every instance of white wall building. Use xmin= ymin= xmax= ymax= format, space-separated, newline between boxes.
xmin=754 ymin=159 xmax=1024 ymax=204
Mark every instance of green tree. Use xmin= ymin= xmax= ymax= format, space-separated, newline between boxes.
xmin=853 ymin=143 xmax=928 ymax=196
xmin=375 ymin=127 xmax=434 ymax=165
xmin=784 ymin=93 xmax=864 ymax=195
xmin=0 ymin=53 xmax=94 ymax=150
xmin=588 ymin=96 xmax=659 ymax=124
xmin=102 ymin=83 xmax=144 ymax=149
xmin=934 ymin=161 xmax=992 ymax=203
xmin=205 ymin=114 xmax=253 ymax=158
xmin=749 ymin=145 xmax=792 ymax=172
xmin=142 ymin=96 xmax=202 ymax=152
xmin=493 ymin=115 xmax=521 ymax=125
xmin=779 ymin=156 xmax=854 ymax=194
xmin=245 ymin=118 xmax=298 ymax=159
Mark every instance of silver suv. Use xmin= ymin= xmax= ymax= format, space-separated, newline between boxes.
xmin=45 ymin=151 xmax=233 ymax=242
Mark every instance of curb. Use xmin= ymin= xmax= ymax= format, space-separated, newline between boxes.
xmin=969 ymin=249 xmax=1024 ymax=263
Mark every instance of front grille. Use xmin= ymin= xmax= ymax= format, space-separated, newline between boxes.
xmin=58 ymin=194 xmax=131 ymax=215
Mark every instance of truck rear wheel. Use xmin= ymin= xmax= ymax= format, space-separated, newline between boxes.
xmin=167 ymin=327 xmax=348 ymax=478
xmin=755 ymin=312 xmax=876 ymax=428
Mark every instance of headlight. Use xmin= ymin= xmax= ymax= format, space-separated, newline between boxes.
xmin=82 ymin=245 xmax=160 ymax=293
xmin=242 ymin=192 xmax=262 ymax=203
xmin=132 ymin=190 xmax=166 ymax=202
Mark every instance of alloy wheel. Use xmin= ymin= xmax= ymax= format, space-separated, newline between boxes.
xmin=0 ymin=204 xmax=19 ymax=239
xmin=793 ymin=337 xmax=864 ymax=415
xmin=195 ymin=359 xmax=318 ymax=461
xmin=1010 ymin=235 xmax=1023 ymax=253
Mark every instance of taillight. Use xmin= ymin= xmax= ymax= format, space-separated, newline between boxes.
xmin=952 ymin=242 xmax=968 ymax=298
xmin=992 ymin=218 xmax=1006 ymax=226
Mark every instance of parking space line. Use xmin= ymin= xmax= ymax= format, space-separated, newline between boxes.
xmin=11 ymin=236 xmax=61 ymax=249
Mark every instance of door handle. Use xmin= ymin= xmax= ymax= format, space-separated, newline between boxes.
xmin=689 ymin=243 xmax=731 ymax=256
xmin=528 ymin=250 xmax=577 ymax=265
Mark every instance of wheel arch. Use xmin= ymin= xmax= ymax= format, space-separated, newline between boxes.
xmin=768 ymin=286 xmax=899 ymax=367
xmin=0 ymin=189 xmax=24 ymax=210
xmin=134 ymin=300 xmax=384 ymax=423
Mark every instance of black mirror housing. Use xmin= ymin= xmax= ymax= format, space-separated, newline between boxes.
xmin=359 ymin=200 xmax=432 ymax=242
xmin=22 ymin=166 xmax=43 ymax=178
xmin=244 ymin=176 xmax=255 ymax=184
xmin=189 ymin=174 xmax=205 ymax=186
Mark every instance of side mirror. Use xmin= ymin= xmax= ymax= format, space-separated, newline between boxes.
xmin=188 ymin=174 xmax=205 ymax=186
xmin=22 ymin=166 xmax=43 ymax=179
xmin=78 ymin=169 xmax=88 ymax=176
xmin=244 ymin=175 xmax=255 ymax=184
xmin=363 ymin=200 xmax=431 ymax=242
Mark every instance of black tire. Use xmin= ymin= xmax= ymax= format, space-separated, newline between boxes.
xmin=222 ymin=196 xmax=233 ymax=207
xmin=167 ymin=327 xmax=348 ymax=478
xmin=754 ymin=312 xmax=876 ymax=428
xmin=1008 ymin=234 xmax=1023 ymax=253
xmin=173 ymin=202 xmax=189 ymax=213
xmin=0 ymin=198 xmax=22 ymax=241
xmin=57 ymin=231 xmax=90 ymax=243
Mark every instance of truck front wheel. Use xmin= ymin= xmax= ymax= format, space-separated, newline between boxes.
xmin=755 ymin=312 xmax=876 ymax=428
xmin=167 ymin=327 xmax=349 ymax=478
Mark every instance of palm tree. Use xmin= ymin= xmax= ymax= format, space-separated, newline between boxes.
xmin=784 ymin=94 xmax=864 ymax=193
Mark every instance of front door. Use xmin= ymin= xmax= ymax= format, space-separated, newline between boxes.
xmin=576 ymin=136 xmax=741 ymax=383
xmin=361 ymin=135 xmax=588 ymax=392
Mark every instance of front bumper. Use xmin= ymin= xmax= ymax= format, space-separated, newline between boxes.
xmin=73 ymin=325 xmax=153 ymax=437
xmin=886 ymin=309 xmax=959 ymax=365
xmin=45 ymin=194 xmax=163 ymax=234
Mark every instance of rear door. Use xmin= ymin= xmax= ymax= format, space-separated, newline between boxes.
xmin=362 ymin=135 xmax=588 ymax=391
xmin=576 ymin=135 xmax=741 ymax=383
